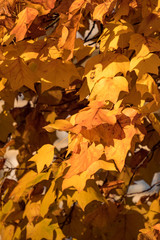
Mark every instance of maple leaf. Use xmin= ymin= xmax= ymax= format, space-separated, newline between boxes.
xmin=129 ymin=33 xmax=160 ymax=57
xmin=0 ymin=225 xmax=15 ymax=240
xmin=138 ymin=12 xmax=160 ymax=36
xmin=136 ymin=73 xmax=160 ymax=104
xmin=99 ymin=21 xmax=134 ymax=52
xmin=30 ymin=0 xmax=56 ymax=10
xmin=130 ymin=53 xmax=160 ymax=77
xmin=35 ymin=59 xmax=81 ymax=92
xmin=0 ymin=58 xmax=39 ymax=91
xmin=10 ymin=7 xmax=38 ymax=41
xmin=69 ymin=0 xmax=85 ymax=15
xmin=69 ymin=180 xmax=105 ymax=210
xmin=29 ymin=144 xmax=55 ymax=173
xmin=10 ymin=171 xmax=50 ymax=201
xmin=44 ymin=119 xmax=73 ymax=132
xmin=73 ymin=101 xmax=117 ymax=130
xmin=74 ymin=38 xmax=94 ymax=62
xmin=64 ymin=142 xmax=104 ymax=178
xmin=105 ymin=108 xmax=144 ymax=171
xmin=90 ymin=76 xmax=128 ymax=103
xmin=40 ymin=181 xmax=56 ymax=217
xmin=27 ymin=219 xmax=58 ymax=240
xmin=114 ymin=0 xmax=129 ymax=21
xmin=62 ymin=160 xmax=117 ymax=191
xmin=23 ymin=200 xmax=41 ymax=223
xmin=93 ymin=0 xmax=117 ymax=23
xmin=84 ymin=52 xmax=129 ymax=92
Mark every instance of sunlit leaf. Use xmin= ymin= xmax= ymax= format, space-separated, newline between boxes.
xmin=10 ymin=7 xmax=38 ymax=41
xmin=29 ymin=144 xmax=54 ymax=173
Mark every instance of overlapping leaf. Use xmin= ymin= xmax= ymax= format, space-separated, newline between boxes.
xmin=10 ymin=7 xmax=38 ymax=41
xmin=29 ymin=144 xmax=54 ymax=173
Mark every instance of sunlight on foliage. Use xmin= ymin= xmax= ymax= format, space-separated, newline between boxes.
xmin=0 ymin=0 xmax=160 ymax=239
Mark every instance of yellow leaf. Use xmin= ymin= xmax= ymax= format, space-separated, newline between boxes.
xmin=84 ymin=52 xmax=129 ymax=92
xmin=0 ymin=224 xmax=15 ymax=240
xmin=64 ymin=143 xmax=104 ymax=178
xmin=105 ymin=108 xmax=144 ymax=171
xmin=90 ymin=76 xmax=128 ymax=103
xmin=23 ymin=200 xmax=41 ymax=223
xmin=130 ymin=53 xmax=160 ymax=77
xmin=71 ymin=181 xmax=104 ymax=210
xmin=93 ymin=0 xmax=117 ymax=23
xmin=27 ymin=219 xmax=54 ymax=240
xmin=62 ymin=160 xmax=117 ymax=192
xmin=40 ymin=181 xmax=56 ymax=217
xmin=136 ymin=73 xmax=160 ymax=103
xmin=48 ymin=45 xmax=64 ymax=59
xmin=129 ymin=33 xmax=160 ymax=57
xmin=74 ymin=38 xmax=94 ymax=62
xmin=0 ymin=78 xmax=7 ymax=92
xmin=10 ymin=171 xmax=50 ymax=201
xmin=99 ymin=21 xmax=133 ymax=51
xmin=29 ymin=144 xmax=54 ymax=173
xmin=44 ymin=119 xmax=73 ymax=132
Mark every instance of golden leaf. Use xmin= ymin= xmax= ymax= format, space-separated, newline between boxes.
xmin=93 ymin=0 xmax=117 ymax=23
xmin=90 ymin=76 xmax=128 ymax=103
xmin=130 ymin=53 xmax=160 ymax=77
xmin=29 ymin=144 xmax=54 ymax=173
xmin=84 ymin=52 xmax=129 ymax=92
xmin=64 ymin=142 xmax=104 ymax=178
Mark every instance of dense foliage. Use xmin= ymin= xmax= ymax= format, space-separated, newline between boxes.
xmin=0 ymin=0 xmax=160 ymax=239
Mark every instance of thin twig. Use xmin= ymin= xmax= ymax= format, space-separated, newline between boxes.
xmin=84 ymin=21 xmax=96 ymax=42
xmin=126 ymin=180 xmax=160 ymax=196
xmin=60 ymin=202 xmax=76 ymax=229
xmin=119 ymin=140 xmax=160 ymax=202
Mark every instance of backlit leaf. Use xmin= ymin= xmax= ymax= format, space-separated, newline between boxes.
xmin=40 ymin=181 xmax=56 ymax=217
xmin=10 ymin=171 xmax=50 ymax=201
xmin=64 ymin=142 xmax=104 ymax=178
xmin=27 ymin=219 xmax=54 ymax=240
xmin=90 ymin=76 xmax=128 ymax=103
xmin=93 ymin=0 xmax=117 ymax=23
xmin=29 ymin=144 xmax=54 ymax=173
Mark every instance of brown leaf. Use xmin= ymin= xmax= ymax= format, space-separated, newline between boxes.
xmin=30 ymin=0 xmax=56 ymax=10
xmin=101 ymin=180 xmax=124 ymax=195
xmin=0 ymin=58 xmax=39 ymax=91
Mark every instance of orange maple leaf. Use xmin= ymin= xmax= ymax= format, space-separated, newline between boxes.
xmin=10 ymin=7 xmax=38 ymax=41
xmin=64 ymin=142 xmax=104 ymax=178
xmin=74 ymin=101 xmax=117 ymax=130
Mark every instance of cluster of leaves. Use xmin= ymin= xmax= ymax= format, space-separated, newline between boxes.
xmin=0 ymin=0 xmax=160 ymax=239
